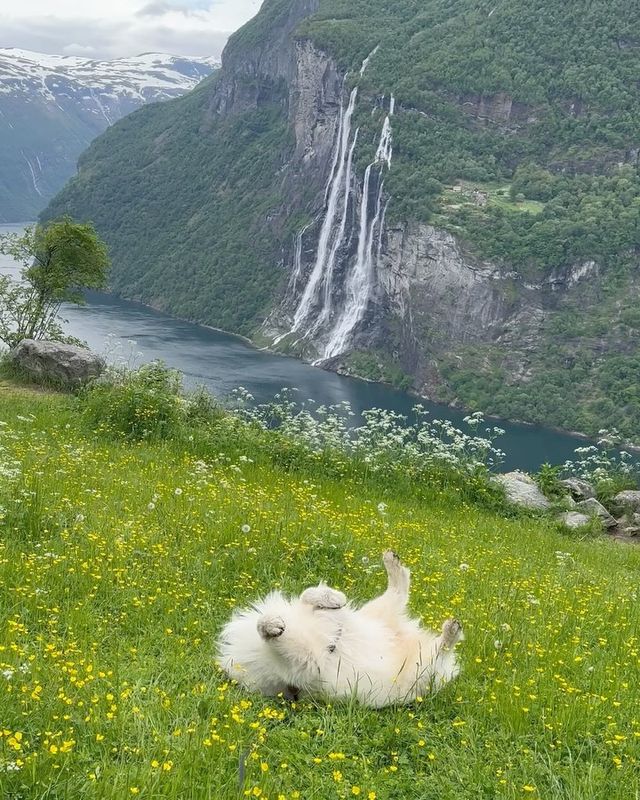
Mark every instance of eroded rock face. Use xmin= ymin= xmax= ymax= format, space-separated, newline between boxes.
xmin=11 ymin=339 xmax=105 ymax=388
xmin=493 ymin=471 xmax=551 ymax=511
xmin=289 ymin=40 xmax=342 ymax=168
xmin=378 ymin=224 xmax=509 ymax=344
xmin=207 ymin=0 xmax=320 ymax=119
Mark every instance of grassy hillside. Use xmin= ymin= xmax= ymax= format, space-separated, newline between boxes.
xmin=1 ymin=381 xmax=639 ymax=799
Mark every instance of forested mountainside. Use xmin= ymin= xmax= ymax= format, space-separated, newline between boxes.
xmin=0 ymin=49 xmax=218 ymax=221
xmin=45 ymin=0 xmax=640 ymax=441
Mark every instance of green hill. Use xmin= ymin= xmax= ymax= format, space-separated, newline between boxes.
xmin=45 ymin=0 xmax=640 ymax=441
xmin=1 ymin=379 xmax=639 ymax=799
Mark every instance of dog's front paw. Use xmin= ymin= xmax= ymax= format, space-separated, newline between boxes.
xmin=257 ymin=615 xmax=286 ymax=639
xmin=300 ymin=585 xmax=346 ymax=610
xmin=441 ymin=618 xmax=464 ymax=647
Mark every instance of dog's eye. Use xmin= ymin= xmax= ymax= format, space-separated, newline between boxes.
xmin=328 ymin=644 xmax=336 ymax=653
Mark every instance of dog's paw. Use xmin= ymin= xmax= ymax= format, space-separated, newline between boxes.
xmin=382 ymin=550 xmax=403 ymax=570
xmin=300 ymin=585 xmax=346 ymax=610
xmin=382 ymin=550 xmax=410 ymax=584
xmin=441 ymin=618 xmax=464 ymax=647
xmin=257 ymin=615 xmax=286 ymax=640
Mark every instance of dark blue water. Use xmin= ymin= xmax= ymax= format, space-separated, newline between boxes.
xmin=0 ymin=223 xmax=595 ymax=471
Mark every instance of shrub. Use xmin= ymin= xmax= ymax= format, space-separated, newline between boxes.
xmin=79 ymin=362 xmax=184 ymax=440
xmin=536 ymin=463 xmax=565 ymax=500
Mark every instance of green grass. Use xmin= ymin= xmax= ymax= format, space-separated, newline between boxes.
xmin=1 ymin=386 xmax=639 ymax=799
xmin=438 ymin=182 xmax=546 ymax=218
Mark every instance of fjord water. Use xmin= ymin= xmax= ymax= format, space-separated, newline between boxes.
xmin=1 ymin=223 xmax=591 ymax=471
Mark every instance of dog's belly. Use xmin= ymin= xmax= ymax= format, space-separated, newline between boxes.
xmin=321 ymin=621 xmax=423 ymax=706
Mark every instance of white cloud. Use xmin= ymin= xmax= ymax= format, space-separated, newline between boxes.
xmin=62 ymin=43 xmax=97 ymax=56
xmin=0 ymin=0 xmax=262 ymax=59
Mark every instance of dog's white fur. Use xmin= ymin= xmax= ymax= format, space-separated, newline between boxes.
xmin=217 ymin=551 xmax=463 ymax=708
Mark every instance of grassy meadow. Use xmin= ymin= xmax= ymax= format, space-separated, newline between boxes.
xmin=1 ymin=382 xmax=639 ymax=799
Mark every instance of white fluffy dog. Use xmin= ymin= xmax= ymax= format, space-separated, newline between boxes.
xmin=217 ymin=551 xmax=463 ymax=708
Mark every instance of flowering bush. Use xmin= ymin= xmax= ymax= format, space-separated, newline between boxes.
xmin=234 ymin=389 xmax=505 ymax=479
xmin=562 ymin=434 xmax=638 ymax=503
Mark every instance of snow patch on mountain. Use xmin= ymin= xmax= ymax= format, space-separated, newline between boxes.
xmin=0 ymin=49 xmax=220 ymax=222
xmin=0 ymin=49 xmax=220 ymax=101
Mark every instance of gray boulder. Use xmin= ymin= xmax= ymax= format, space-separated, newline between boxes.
xmin=612 ymin=490 xmax=640 ymax=513
xmin=560 ymin=478 xmax=595 ymax=501
xmin=617 ymin=512 xmax=640 ymax=536
xmin=575 ymin=498 xmax=617 ymax=528
xmin=558 ymin=511 xmax=591 ymax=529
xmin=494 ymin=471 xmax=551 ymax=510
xmin=11 ymin=339 xmax=104 ymax=388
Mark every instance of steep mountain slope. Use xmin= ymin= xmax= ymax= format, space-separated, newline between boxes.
xmin=44 ymin=0 xmax=640 ymax=440
xmin=0 ymin=49 xmax=219 ymax=222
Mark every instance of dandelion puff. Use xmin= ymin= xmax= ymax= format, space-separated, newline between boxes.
xmin=459 ymin=563 xmax=470 ymax=572
xmin=174 ymin=488 xmax=183 ymax=496
xmin=241 ymin=524 xmax=251 ymax=534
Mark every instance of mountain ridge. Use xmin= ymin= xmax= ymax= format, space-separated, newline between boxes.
xmin=0 ymin=48 xmax=219 ymax=222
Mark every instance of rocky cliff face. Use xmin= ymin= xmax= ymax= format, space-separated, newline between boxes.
xmin=254 ymin=18 xmax=615 ymax=410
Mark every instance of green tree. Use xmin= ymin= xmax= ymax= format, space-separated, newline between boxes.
xmin=0 ymin=218 xmax=110 ymax=348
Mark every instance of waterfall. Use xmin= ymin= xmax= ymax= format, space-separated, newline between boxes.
xmin=287 ymin=86 xmax=359 ymax=337
xmin=322 ymin=95 xmax=395 ymax=360
xmin=275 ymin=48 xmax=392 ymax=360
xmin=359 ymin=45 xmax=380 ymax=76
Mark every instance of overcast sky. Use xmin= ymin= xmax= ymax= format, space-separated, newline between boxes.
xmin=0 ymin=0 xmax=263 ymax=60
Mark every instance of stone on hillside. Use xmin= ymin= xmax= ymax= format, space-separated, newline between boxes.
xmin=617 ymin=512 xmax=640 ymax=536
xmin=575 ymin=498 xmax=617 ymax=528
xmin=11 ymin=339 xmax=104 ymax=388
xmin=558 ymin=511 xmax=591 ymax=529
xmin=494 ymin=471 xmax=551 ymax=510
xmin=560 ymin=478 xmax=595 ymax=501
xmin=612 ymin=490 xmax=640 ymax=513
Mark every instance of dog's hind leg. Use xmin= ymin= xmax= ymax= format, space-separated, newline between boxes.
xmin=359 ymin=551 xmax=411 ymax=624
xmin=382 ymin=550 xmax=410 ymax=600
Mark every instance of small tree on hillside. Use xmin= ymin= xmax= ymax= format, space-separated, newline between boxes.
xmin=0 ymin=217 xmax=110 ymax=348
